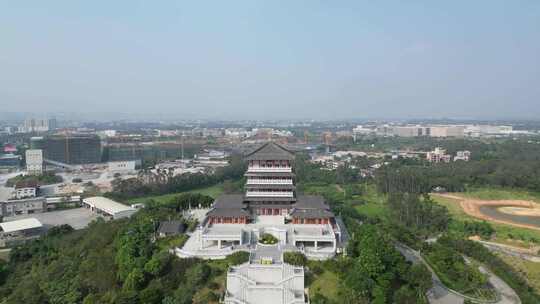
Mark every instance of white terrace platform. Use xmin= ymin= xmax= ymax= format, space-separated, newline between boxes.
xmin=176 ymin=221 xmax=338 ymax=260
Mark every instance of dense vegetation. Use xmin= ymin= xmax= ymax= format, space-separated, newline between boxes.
xmin=106 ymin=155 xmax=246 ymax=201
xmin=374 ymin=138 xmax=540 ymax=193
xmin=283 ymin=252 xmax=307 ymax=267
xmin=438 ymin=236 xmax=540 ymax=304
xmin=2 ymin=138 xmax=540 ymax=303
xmin=422 ymin=242 xmax=488 ymax=296
xmin=6 ymin=172 xmax=63 ymax=188
xmin=339 ymin=224 xmax=432 ymax=304
xmin=387 ymin=193 xmax=449 ymax=238
xmin=0 ymin=193 xmax=229 ymax=304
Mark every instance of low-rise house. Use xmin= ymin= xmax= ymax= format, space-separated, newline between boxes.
xmin=454 ymin=150 xmax=471 ymax=162
xmin=14 ymin=181 xmax=39 ymax=199
xmin=157 ymin=220 xmax=185 ymax=238
xmin=426 ymin=147 xmax=451 ymax=163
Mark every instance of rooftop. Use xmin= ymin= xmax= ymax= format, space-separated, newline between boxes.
xmin=293 ymin=195 xmax=328 ymax=210
xmin=245 ymin=142 xmax=295 ymax=161
xmin=0 ymin=218 xmax=43 ymax=233
xmin=158 ymin=220 xmax=185 ymax=234
xmin=83 ymin=197 xmax=136 ymax=215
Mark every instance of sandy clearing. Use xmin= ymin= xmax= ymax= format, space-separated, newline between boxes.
xmin=498 ymin=207 xmax=540 ymax=217
xmin=432 ymin=193 xmax=540 ymax=231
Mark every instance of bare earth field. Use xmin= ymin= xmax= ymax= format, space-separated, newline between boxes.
xmin=433 ymin=193 xmax=540 ymax=232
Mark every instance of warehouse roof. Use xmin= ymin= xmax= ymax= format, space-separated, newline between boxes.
xmin=83 ymin=197 xmax=136 ymax=215
xmin=0 ymin=218 xmax=43 ymax=233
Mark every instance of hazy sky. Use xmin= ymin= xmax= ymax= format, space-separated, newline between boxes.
xmin=1 ymin=1 xmax=539 ymax=120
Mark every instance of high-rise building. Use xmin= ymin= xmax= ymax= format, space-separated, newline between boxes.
xmin=43 ymin=134 xmax=102 ymax=165
xmin=22 ymin=118 xmax=57 ymax=133
xmin=25 ymin=149 xmax=43 ymax=175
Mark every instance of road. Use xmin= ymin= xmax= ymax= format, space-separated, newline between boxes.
xmin=0 ymin=171 xmax=22 ymax=201
xmin=396 ymin=243 xmax=521 ymax=304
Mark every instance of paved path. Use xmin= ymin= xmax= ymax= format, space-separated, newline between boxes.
xmin=396 ymin=243 xmax=520 ymax=304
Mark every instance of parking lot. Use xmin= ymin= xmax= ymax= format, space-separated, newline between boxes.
xmin=3 ymin=208 xmax=100 ymax=230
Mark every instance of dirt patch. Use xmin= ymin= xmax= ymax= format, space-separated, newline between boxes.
xmin=433 ymin=193 xmax=540 ymax=231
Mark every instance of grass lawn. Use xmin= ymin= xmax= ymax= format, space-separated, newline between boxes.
xmin=192 ymin=259 xmax=229 ymax=304
xmin=495 ymin=253 xmax=540 ymax=295
xmin=354 ymin=184 xmax=387 ymax=219
xmin=308 ymin=269 xmax=340 ymax=302
xmin=0 ymin=249 xmax=10 ymax=262
xmin=432 ymin=195 xmax=540 ymax=245
xmin=130 ymin=184 xmax=224 ymax=204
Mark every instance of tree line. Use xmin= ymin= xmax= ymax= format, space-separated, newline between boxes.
xmin=106 ymin=155 xmax=246 ymax=201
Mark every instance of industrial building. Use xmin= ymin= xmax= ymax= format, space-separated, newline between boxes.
xmin=82 ymin=197 xmax=137 ymax=219
xmin=0 ymin=218 xmax=44 ymax=247
xmin=0 ymin=218 xmax=43 ymax=235
xmin=0 ymin=197 xmax=46 ymax=216
xmin=42 ymin=134 xmax=102 ymax=165
xmin=389 ymin=125 xmax=464 ymax=138
xmin=0 ymin=154 xmax=21 ymax=168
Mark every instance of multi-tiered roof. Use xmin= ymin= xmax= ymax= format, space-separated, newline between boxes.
xmin=245 ymin=142 xmax=296 ymax=203
xmin=206 ymin=142 xmax=334 ymax=224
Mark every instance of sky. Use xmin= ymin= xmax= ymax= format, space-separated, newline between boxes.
xmin=1 ymin=1 xmax=539 ymax=120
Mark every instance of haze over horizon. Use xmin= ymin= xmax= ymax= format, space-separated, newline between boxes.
xmin=1 ymin=1 xmax=539 ymax=120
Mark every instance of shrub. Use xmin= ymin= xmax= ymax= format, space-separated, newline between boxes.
xmin=283 ymin=252 xmax=307 ymax=266
xmin=259 ymin=233 xmax=278 ymax=245
xmin=227 ymin=251 xmax=250 ymax=265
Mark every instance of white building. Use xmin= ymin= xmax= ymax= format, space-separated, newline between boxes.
xmin=224 ymin=247 xmax=306 ymax=304
xmin=108 ymin=160 xmax=137 ymax=173
xmin=82 ymin=197 xmax=137 ymax=219
xmin=353 ymin=125 xmax=375 ymax=140
xmin=426 ymin=147 xmax=451 ymax=163
xmin=464 ymin=125 xmax=513 ymax=137
xmin=97 ymin=130 xmax=117 ymax=138
xmin=25 ymin=149 xmax=43 ymax=175
xmin=454 ymin=150 xmax=471 ymax=162
xmin=176 ymin=143 xmax=346 ymax=261
xmin=428 ymin=126 xmax=465 ymax=138
xmin=390 ymin=125 xmax=464 ymax=138
xmin=14 ymin=186 xmax=38 ymax=199
xmin=21 ymin=118 xmax=56 ymax=133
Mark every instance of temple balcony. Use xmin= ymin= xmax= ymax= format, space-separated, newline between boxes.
xmin=246 ymin=179 xmax=293 ymax=185
xmin=247 ymin=166 xmax=292 ymax=173
xmin=245 ymin=191 xmax=294 ymax=198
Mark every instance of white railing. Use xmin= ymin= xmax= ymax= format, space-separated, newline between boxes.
xmin=245 ymin=191 xmax=293 ymax=197
xmin=246 ymin=179 xmax=293 ymax=185
xmin=247 ymin=167 xmax=292 ymax=173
